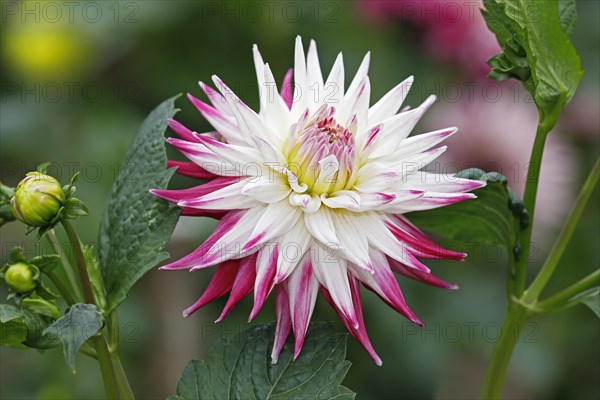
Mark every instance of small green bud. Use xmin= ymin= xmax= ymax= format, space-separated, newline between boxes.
xmin=11 ymin=172 xmax=65 ymax=227
xmin=4 ymin=262 xmax=37 ymax=293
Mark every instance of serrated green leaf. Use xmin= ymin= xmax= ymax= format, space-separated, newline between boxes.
xmin=407 ymin=169 xmax=528 ymax=255
xmin=1 ymin=303 xmax=59 ymax=349
xmin=171 ymin=322 xmax=355 ymax=400
xmin=44 ymin=303 xmax=103 ymax=372
xmin=482 ymin=0 xmax=583 ymax=128
xmin=559 ymin=0 xmax=577 ymax=37
xmin=573 ymin=287 xmax=599 ymax=318
xmin=98 ymin=96 xmax=181 ymax=312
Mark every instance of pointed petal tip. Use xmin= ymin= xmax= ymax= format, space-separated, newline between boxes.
xmin=293 ymin=347 xmax=302 ymax=360
xmin=248 ymin=307 xmax=260 ymax=322
xmin=374 ymin=356 xmax=383 ymax=366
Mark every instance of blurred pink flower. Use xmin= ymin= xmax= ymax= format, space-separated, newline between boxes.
xmin=359 ymin=0 xmax=500 ymax=78
xmin=424 ymin=88 xmax=578 ymax=243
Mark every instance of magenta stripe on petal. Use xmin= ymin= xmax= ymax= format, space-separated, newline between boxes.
xmin=168 ymin=118 xmax=200 ymax=143
xmin=167 ymin=160 xmax=219 ymax=180
xmin=290 ymin=257 xmax=318 ymax=359
xmin=150 ymin=177 xmax=239 ymax=204
xmin=182 ymin=260 xmax=240 ymax=317
xmin=281 ymin=68 xmax=293 ymax=110
xmin=181 ymin=208 xmax=228 ymax=219
xmin=249 ymin=245 xmax=278 ymax=321
xmin=387 ymin=215 xmax=466 ymax=261
xmin=216 ymin=254 xmax=257 ymax=322
xmin=388 ymin=257 xmax=458 ymax=290
xmin=159 ymin=210 xmax=244 ymax=270
xmin=321 ymin=278 xmax=382 ymax=366
xmin=188 ymin=93 xmax=230 ymax=122
xmin=271 ymin=284 xmax=292 ymax=363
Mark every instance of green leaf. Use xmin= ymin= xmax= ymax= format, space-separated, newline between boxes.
xmin=29 ymin=254 xmax=60 ymax=272
xmin=170 ymin=322 xmax=355 ymax=400
xmin=98 ymin=96 xmax=181 ymax=312
xmin=21 ymin=298 xmax=61 ymax=319
xmin=62 ymin=197 xmax=89 ymax=220
xmin=407 ymin=169 xmax=529 ymax=256
xmin=0 ymin=182 xmax=16 ymax=227
xmin=44 ymin=303 xmax=103 ymax=372
xmin=8 ymin=246 xmax=26 ymax=263
xmin=482 ymin=0 xmax=583 ymax=128
xmin=558 ymin=0 xmax=577 ymax=37
xmin=573 ymin=287 xmax=599 ymax=318
xmin=83 ymin=245 xmax=107 ymax=310
xmin=1 ymin=303 xmax=59 ymax=349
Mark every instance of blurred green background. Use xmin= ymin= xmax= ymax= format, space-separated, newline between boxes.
xmin=1 ymin=0 xmax=598 ymax=399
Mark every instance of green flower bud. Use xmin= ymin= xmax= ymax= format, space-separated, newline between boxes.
xmin=11 ymin=172 xmax=65 ymax=227
xmin=4 ymin=262 xmax=37 ymax=293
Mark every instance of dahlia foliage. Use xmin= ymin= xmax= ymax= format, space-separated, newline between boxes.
xmin=152 ymin=37 xmax=484 ymax=365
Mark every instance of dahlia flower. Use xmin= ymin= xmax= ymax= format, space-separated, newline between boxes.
xmin=152 ymin=37 xmax=484 ymax=365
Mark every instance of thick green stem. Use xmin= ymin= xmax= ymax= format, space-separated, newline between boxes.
xmin=45 ymin=270 xmax=76 ymax=306
xmin=107 ymin=310 xmax=120 ymax=352
xmin=59 ymin=220 xmax=134 ymax=398
xmin=523 ymin=159 xmax=600 ymax=304
xmin=46 ymin=230 xmax=82 ymax=301
xmin=93 ymin=335 xmax=119 ymax=399
xmin=110 ymin=350 xmax=135 ymax=399
xmin=536 ymin=269 xmax=600 ymax=312
xmin=60 ymin=220 xmax=95 ymax=305
xmin=93 ymin=334 xmax=135 ymax=399
xmin=513 ymin=124 xmax=550 ymax=297
xmin=480 ymin=301 xmax=530 ymax=399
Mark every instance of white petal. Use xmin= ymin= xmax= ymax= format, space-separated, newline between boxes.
xmin=303 ymin=207 xmax=341 ymax=248
xmin=306 ymin=39 xmax=324 ymax=110
xmin=368 ymin=76 xmax=414 ymax=126
xmin=332 ymin=211 xmax=372 ymax=272
xmin=393 ymin=127 xmax=456 ymax=159
xmin=368 ymin=95 xmax=436 ymax=159
xmin=188 ymin=208 xmax=265 ymax=270
xmin=196 ymin=134 xmax=263 ymax=169
xmin=252 ymin=44 xmax=267 ymax=115
xmin=354 ymin=162 xmax=401 ymax=193
xmin=291 ymin=36 xmax=307 ymax=120
xmin=320 ymin=190 xmax=361 ymax=209
xmin=241 ymin=174 xmax=292 ymax=204
xmin=243 ymin=201 xmax=302 ymax=252
xmin=403 ymin=172 xmax=486 ymax=193
xmin=324 ymin=53 xmax=344 ymax=106
xmin=179 ymin=179 xmax=261 ymax=210
xmin=275 ymin=222 xmax=312 ymax=283
xmin=311 ymin=244 xmax=358 ymax=328
xmin=263 ymin=64 xmax=292 ymax=144
xmin=352 ymin=212 xmax=429 ymax=272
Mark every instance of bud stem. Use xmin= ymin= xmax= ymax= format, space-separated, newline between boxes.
xmin=45 ymin=270 xmax=77 ymax=306
xmin=61 ymin=220 xmax=95 ymax=305
xmin=46 ymin=230 xmax=83 ymax=301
